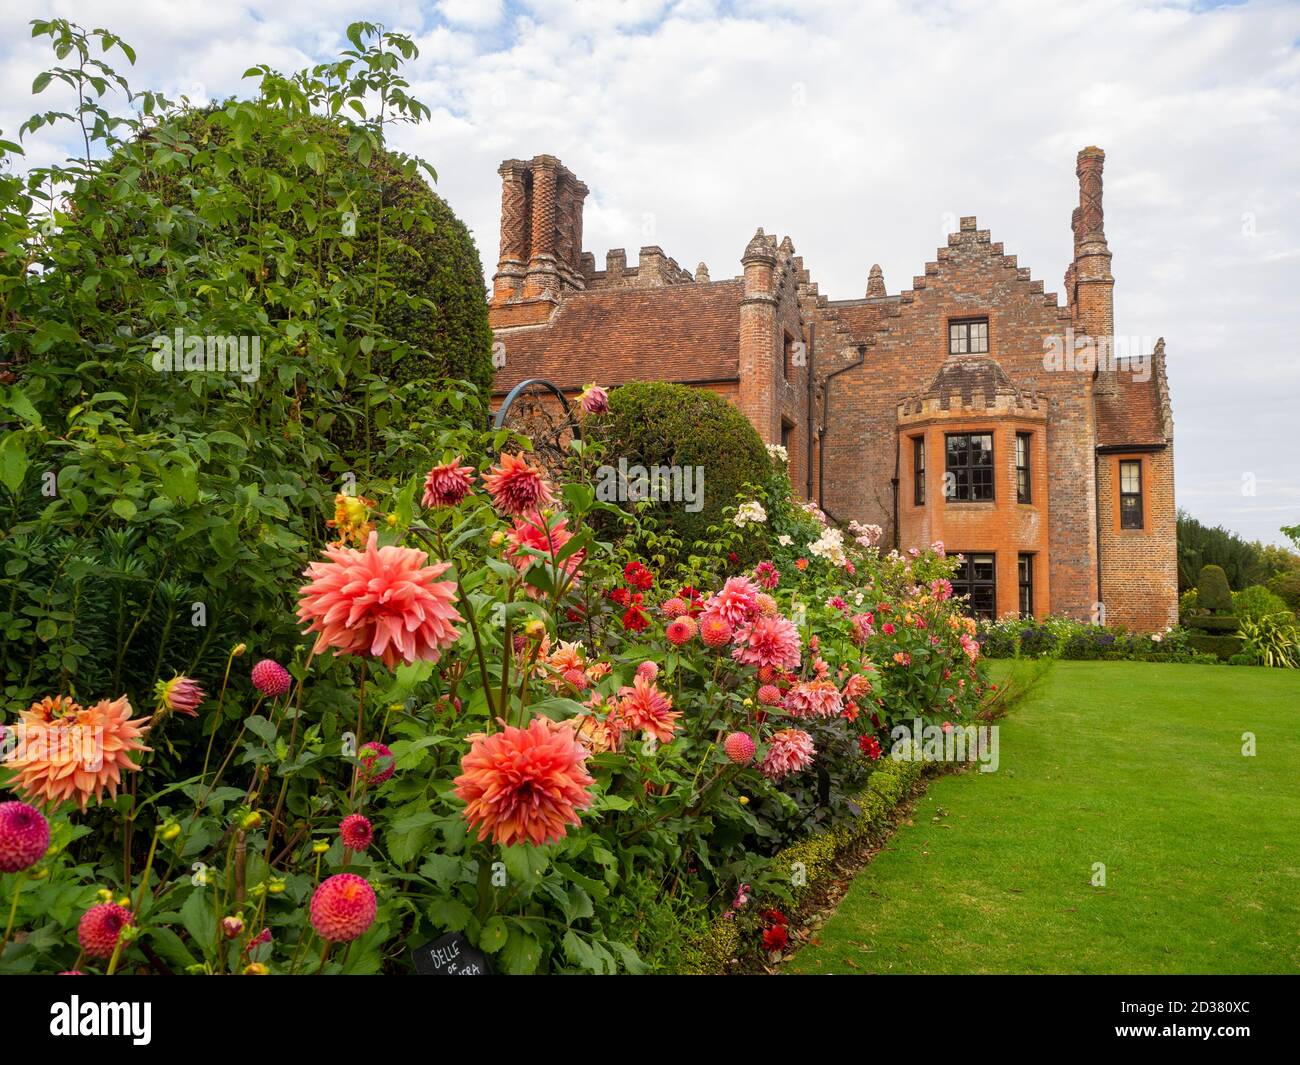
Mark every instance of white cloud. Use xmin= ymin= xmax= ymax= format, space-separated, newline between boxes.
xmin=3 ymin=0 xmax=1298 ymax=544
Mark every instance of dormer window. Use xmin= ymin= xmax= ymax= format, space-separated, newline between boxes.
xmin=949 ymin=318 xmax=989 ymax=355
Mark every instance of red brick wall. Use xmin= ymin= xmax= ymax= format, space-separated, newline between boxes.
xmin=1097 ymin=447 xmax=1178 ymax=630
xmin=824 ymin=217 xmax=1101 ymax=620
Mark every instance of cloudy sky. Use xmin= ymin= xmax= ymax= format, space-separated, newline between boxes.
xmin=3 ymin=0 xmax=1297 ymax=545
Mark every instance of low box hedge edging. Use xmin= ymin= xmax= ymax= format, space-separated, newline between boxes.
xmin=676 ymin=754 xmax=927 ymax=974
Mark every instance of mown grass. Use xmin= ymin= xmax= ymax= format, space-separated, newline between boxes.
xmin=788 ymin=660 xmax=1300 ymax=974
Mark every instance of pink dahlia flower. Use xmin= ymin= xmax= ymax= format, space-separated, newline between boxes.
xmin=615 ymin=675 xmax=681 ymax=744
xmin=755 ymin=593 xmax=779 ymax=618
xmin=251 ymin=659 xmax=292 ymax=697
xmin=0 ymin=801 xmax=50 ymax=872
xmin=339 ymin=813 xmax=374 ymax=852
xmin=930 ymin=577 xmax=953 ymax=602
xmin=756 ymin=683 xmax=783 ymax=706
xmin=482 ymin=452 xmax=555 ymax=516
xmin=703 ymin=576 xmax=761 ymax=628
xmin=154 ymin=674 xmax=205 ymax=717
xmin=753 ymin=561 xmax=780 ymax=590
xmin=578 ymin=383 xmax=609 ymax=415
xmin=422 ymin=457 xmax=476 ymax=508
xmin=732 ymin=615 xmax=802 ymax=672
xmin=310 ymin=873 xmax=377 ymax=943
xmin=298 ymin=532 xmax=463 ymax=669
xmin=666 ymin=616 xmax=697 ymax=645
xmin=699 ymin=613 xmax=733 ymax=648
xmin=724 ymin=732 xmax=756 ymax=765
xmin=636 ymin=660 xmax=659 ymax=683
xmin=761 ymin=728 xmax=816 ymax=781
xmin=78 ymin=902 xmax=133 ymax=959
xmin=454 ymin=718 xmax=595 ymax=847
xmin=660 ymin=597 xmax=688 ymax=619
xmin=359 ymin=741 xmax=396 ymax=783
xmin=783 ymin=679 xmax=843 ymax=719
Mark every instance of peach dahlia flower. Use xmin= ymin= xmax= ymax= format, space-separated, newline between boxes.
xmin=297 ymin=532 xmax=463 ymax=669
xmin=5 ymin=695 xmax=150 ymax=811
xmin=454 ymin=718 xmax=595 ymax=848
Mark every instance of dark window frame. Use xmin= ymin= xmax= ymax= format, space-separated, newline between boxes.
xmin=948 ymin=317 xmax=989 ymax=355
xmin=1015 ymin=431 xmax=1032 ymax=504
xmin=1119 ymin=459 xmax=1144 ymax=530
xmin=912 ymin=435 xmax=925 ymax=506
xmin=944 ymin=432 xmax=995 ymax=502
xmin=1018 ymin=552 xmax=1034 ymax=618
xmin=953 ymin=552 xmax=997 ymax=620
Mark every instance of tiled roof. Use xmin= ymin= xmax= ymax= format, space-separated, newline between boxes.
xmin=492 ymin=280 xmax=742 ymax=394
xmin=1096 ymin=357 xmax=1167 ymax=446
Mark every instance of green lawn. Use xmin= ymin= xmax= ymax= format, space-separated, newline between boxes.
xmin=789 ymin=660 xmax=1300 ymax=974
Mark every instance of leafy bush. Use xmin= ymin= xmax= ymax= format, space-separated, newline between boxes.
xmin=1186 ymin=634 xmax=1245 ymax=660
xmin=977 ymin=616 xmax=1202 ymax=663
xmin=1232 ymin=585 xmax=1292 ymax=622
xmin=0 ymin=22 xmax=488 ymax=713
xmin=594 ymin=382 xmax=770 ymax=551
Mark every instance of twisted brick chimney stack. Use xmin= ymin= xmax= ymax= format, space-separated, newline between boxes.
xmin=492 ymin=155 xmax=589 ymax=304
xmin=1070 ymin=146 xmax=1115 ymax=394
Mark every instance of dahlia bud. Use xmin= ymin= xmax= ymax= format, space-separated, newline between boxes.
xmin=243 ymin=962 xmax=269 ymax=975
xmin=96 ymin=888 xmax=114 ymax=903
xmin=489 ymin=530 xmax=506 ymax=548
xmin=578 ymin=383 xmax=609 ymax=415
xmin=240 ymin=810 xmax=263 ymax=831
xmin=160 ymin=821 xmax=181 ymax=842
xmin=266 ymin=877 xmax=286 ymax=895
xmin=153 ymin=674 xmax=206 ymax=718
xmin=739 ymin=795 xmax=750 ymax=805
xmin=312 ymin=840 xmax=330 ymax=855
xmin=232 ymin=643 xmax=247 ymax=657
xmin=222 ymin=914 xmax=245 ymax=939
xmin=386 ymin=513 xmax=398 ymax=527
xmin=524 ymin=619 xmax=547 ymax=641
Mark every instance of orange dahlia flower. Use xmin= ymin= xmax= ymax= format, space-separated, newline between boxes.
xmin=5 ymin=695 xmax=150 ymax=810
xmin=614 ymin=674 xmax=681 ymax=743
xmin=297 ymin=531 xmax=463 ymax=669
xmin=454 ymin=717 xmax=594 ymax=847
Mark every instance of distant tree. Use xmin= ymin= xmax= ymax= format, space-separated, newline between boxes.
xmin=1176 ymin=510 xmax=1265 ymax=591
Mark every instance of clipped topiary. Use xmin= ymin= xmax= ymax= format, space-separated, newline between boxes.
xmin=594 ymin=382 xmax=770 ymax=548
xmin=1195 ymin=564 xmax=1234 ymax=614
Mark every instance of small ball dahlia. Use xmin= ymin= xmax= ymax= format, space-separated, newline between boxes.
xmin=761 ymin=728 xmax=816 ymax=781
xmin=724 ymin=732 xmax=756 ymax=766
xmin=666 ymin=616 xmax=697 ymax=645
xmin=0 ymin=801 xmax=50 ymax=872
xmin=154 ymin=674 xmax=205 ymax=717
xmin=454 ymin=718 xmax=595 ymax=848
xmin=482 ymin=452 xmax=555 ymax=516
xmin=756 ymin=683 xmax=783 ymax=707
xmin=421 ymin=457 xmax=476 ymax=508
xmin=298 ymin=532 xmax=463 ymax=669
xmin=78 ymin=902 xmax=133 ymax=959
xmin=310 ymin=873 xmax=377 ymax=943
xmin=699 ymin=613 xmax=733 ymax=648
xmin=339 ymin=813 xmax=374 ymax=852
xmin=7 ymin=695 xmax=150 ymax=810
xmin=732 ymin=614 xmax=802 ymax=672
xmin=251 ymin=659 xmax=292 ymax=697
xmin=615 ymin=675 xmax=681 ymax=744
xmin=359 ymin=741 xmax=395 ymax=783
xmin=635 ymin=660 xmax=659 ymax=683
xmin=660 ymin=597 xmax=688 ymax=619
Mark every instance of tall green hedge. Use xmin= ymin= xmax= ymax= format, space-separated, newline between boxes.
xmin=595 ymin=382 xmax=770 ymax=547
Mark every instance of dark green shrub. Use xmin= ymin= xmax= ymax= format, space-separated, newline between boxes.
xmin=1186 ymin=615 xmax=1241 ymax=633
xmin=1196 ymin=564 xmax=1234 ymax=613
xmin=1267 ymin=569 xmax=1300 ymax=613
xmin=1186 ymin=634 xmax=1245 ymax=660
xmin=594 ymin=382 xmax=770 ymax=548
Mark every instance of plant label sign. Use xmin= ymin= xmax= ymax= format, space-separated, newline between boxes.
xmin=412 ymin=931 xmax=492 ymax=975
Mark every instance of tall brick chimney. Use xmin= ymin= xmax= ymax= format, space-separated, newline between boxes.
xmin=1071 ymin=146 xmax=1115 ymax=395
xmin=738 ymin=228 xmax=779 ymax=443
xmin=492 ymin=155 xmax=588 ymax=306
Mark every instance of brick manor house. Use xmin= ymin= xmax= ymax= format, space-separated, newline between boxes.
xmin=487 ymin=148 xmax=1176 ymax=631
